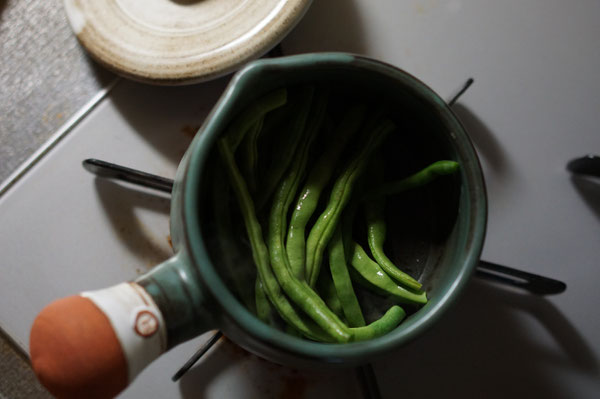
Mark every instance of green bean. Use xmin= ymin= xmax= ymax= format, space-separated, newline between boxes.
xmin=224 ymin=88 xmax=287 ymax=151
xmin=342 ymin=188 xmax=398 ymax=300
xmin=279 ymin=89 xmax=330 ymax=245
xmin=305 ymin=118 xmax=395 ymax=288
xmin=212 ymin=163 xmax=256 ymax=313
xmin=256 ymin=86 xmax=316 ymax=209
xmin=328 ymin=225 xmax=365 ymax=327
xmin=316 ymin=268 xmax=345 ymax=320
xmin=364 ymin=160 xmax=460 ymax=200
xmin=365 ymin=199 xmax=422 ymax=290
xmin=218 ymin=138 xmax=333 ymax=342
xmin=240 ymin=117 xmax=265 ymax=194
xmin=260 ymin=96 xmax=298 ymax=141
xmin=348 ymin=267 xmax=391 ymax=297
xmin=265 ymin=91 xmax=352 ymax=343
xmin=254 ymin=278 xmax=271 ymax=324
xmin=365 ymin=200 xmax=422 ymax=289
xmin=285 ymin=324 xmax=303 ymax=338
xmin=350 ymin=305 xmax=406 ymax=341
xmin=341 ymin=193 xmax=425 ymax=305
xmin=348 ymin=241 xmax=427 ymax=305
xmin=365 ymin=155 xmax=422 ymax=291
xmin=220 ymin=89 xmax=284 ymax=318
xmin=264 ymin=89 xmax=329 ymax=275
xmin=286 ymin=104 xmax=367 ymax=280
xmin=255 ymin=99 xmax=298 ymax=182
xmin=267 ymin=205 xmax=351 ymax=342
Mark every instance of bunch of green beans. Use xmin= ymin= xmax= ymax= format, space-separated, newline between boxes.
xmin=215 ymin=85 xmax=459 ymax=343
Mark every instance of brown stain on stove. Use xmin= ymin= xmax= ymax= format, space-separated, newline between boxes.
xmin=95 ymin=176 xmax=173 ymax=274
xmin=218 ymin=335 xmax=254 ymax=361
xmin=413 ymin=0 xmax=439 ymax=15
xmin=181 ymin=124 xmax=201 ymax=139
xmin=115 ymin=219 xmax=172 ymax=272
xmin=174 ymin=124 xmax=201 ymax=159
xmin=217 ymin=335 xmax=317 ymax=399
xmin=279 ymin=369 xmax=308 ymax=399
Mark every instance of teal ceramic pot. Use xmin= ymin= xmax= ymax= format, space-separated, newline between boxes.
xmin=29 ymin=53 xmax=487 ymax=398
xmin=141 ymin=52 xmax=487 ymax=363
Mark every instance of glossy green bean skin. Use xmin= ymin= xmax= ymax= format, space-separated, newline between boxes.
xmin=341 ymin=193 xmax=426 ymax=305
xmin=256 ymin=86 xmax=315 ymax=210
xmin=328 ymin=225 xmax=365 ymax=327
xmin=365 ymin=200 xmax=422 ymax=291
xmin=225 ymin=88 xmax=287 ymax=151
xmin=349 ymin=241 xmax=428 ymax=305
xmin=364 ymin=160 xmax=460 ymax=200
xmin=279 ymin=90 xmax=329 ymax=244
xmin=218 ymin=138 xmax=333 ymax=342
xmin=268 ymin=195 xmax=351 ymax=342
xmin=365 ymin=155 xmax=422 ymax=291
xmin=305 ymin=119 xmax=395 ymax=287
xmin=350 ymin=305 xmax=406 ymax=341
xmin=265 ymin=92 xmax=352 ymax=343
xmin=286 ymin=104 xmax=367 ymax=280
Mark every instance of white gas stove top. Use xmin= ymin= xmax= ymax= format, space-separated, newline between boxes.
xmin=1 ymin=1 xmax=599 ymax=398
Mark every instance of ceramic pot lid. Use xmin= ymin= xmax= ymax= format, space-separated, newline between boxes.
xmin=64 ymin=0 xmax=312 ymax=84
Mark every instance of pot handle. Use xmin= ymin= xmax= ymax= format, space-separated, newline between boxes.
xmin=29 ymin=254 xmax=211 ymax=399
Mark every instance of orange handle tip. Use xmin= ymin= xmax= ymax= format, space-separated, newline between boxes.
xmin=30 ymin=295 xmax=128 ymax=399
